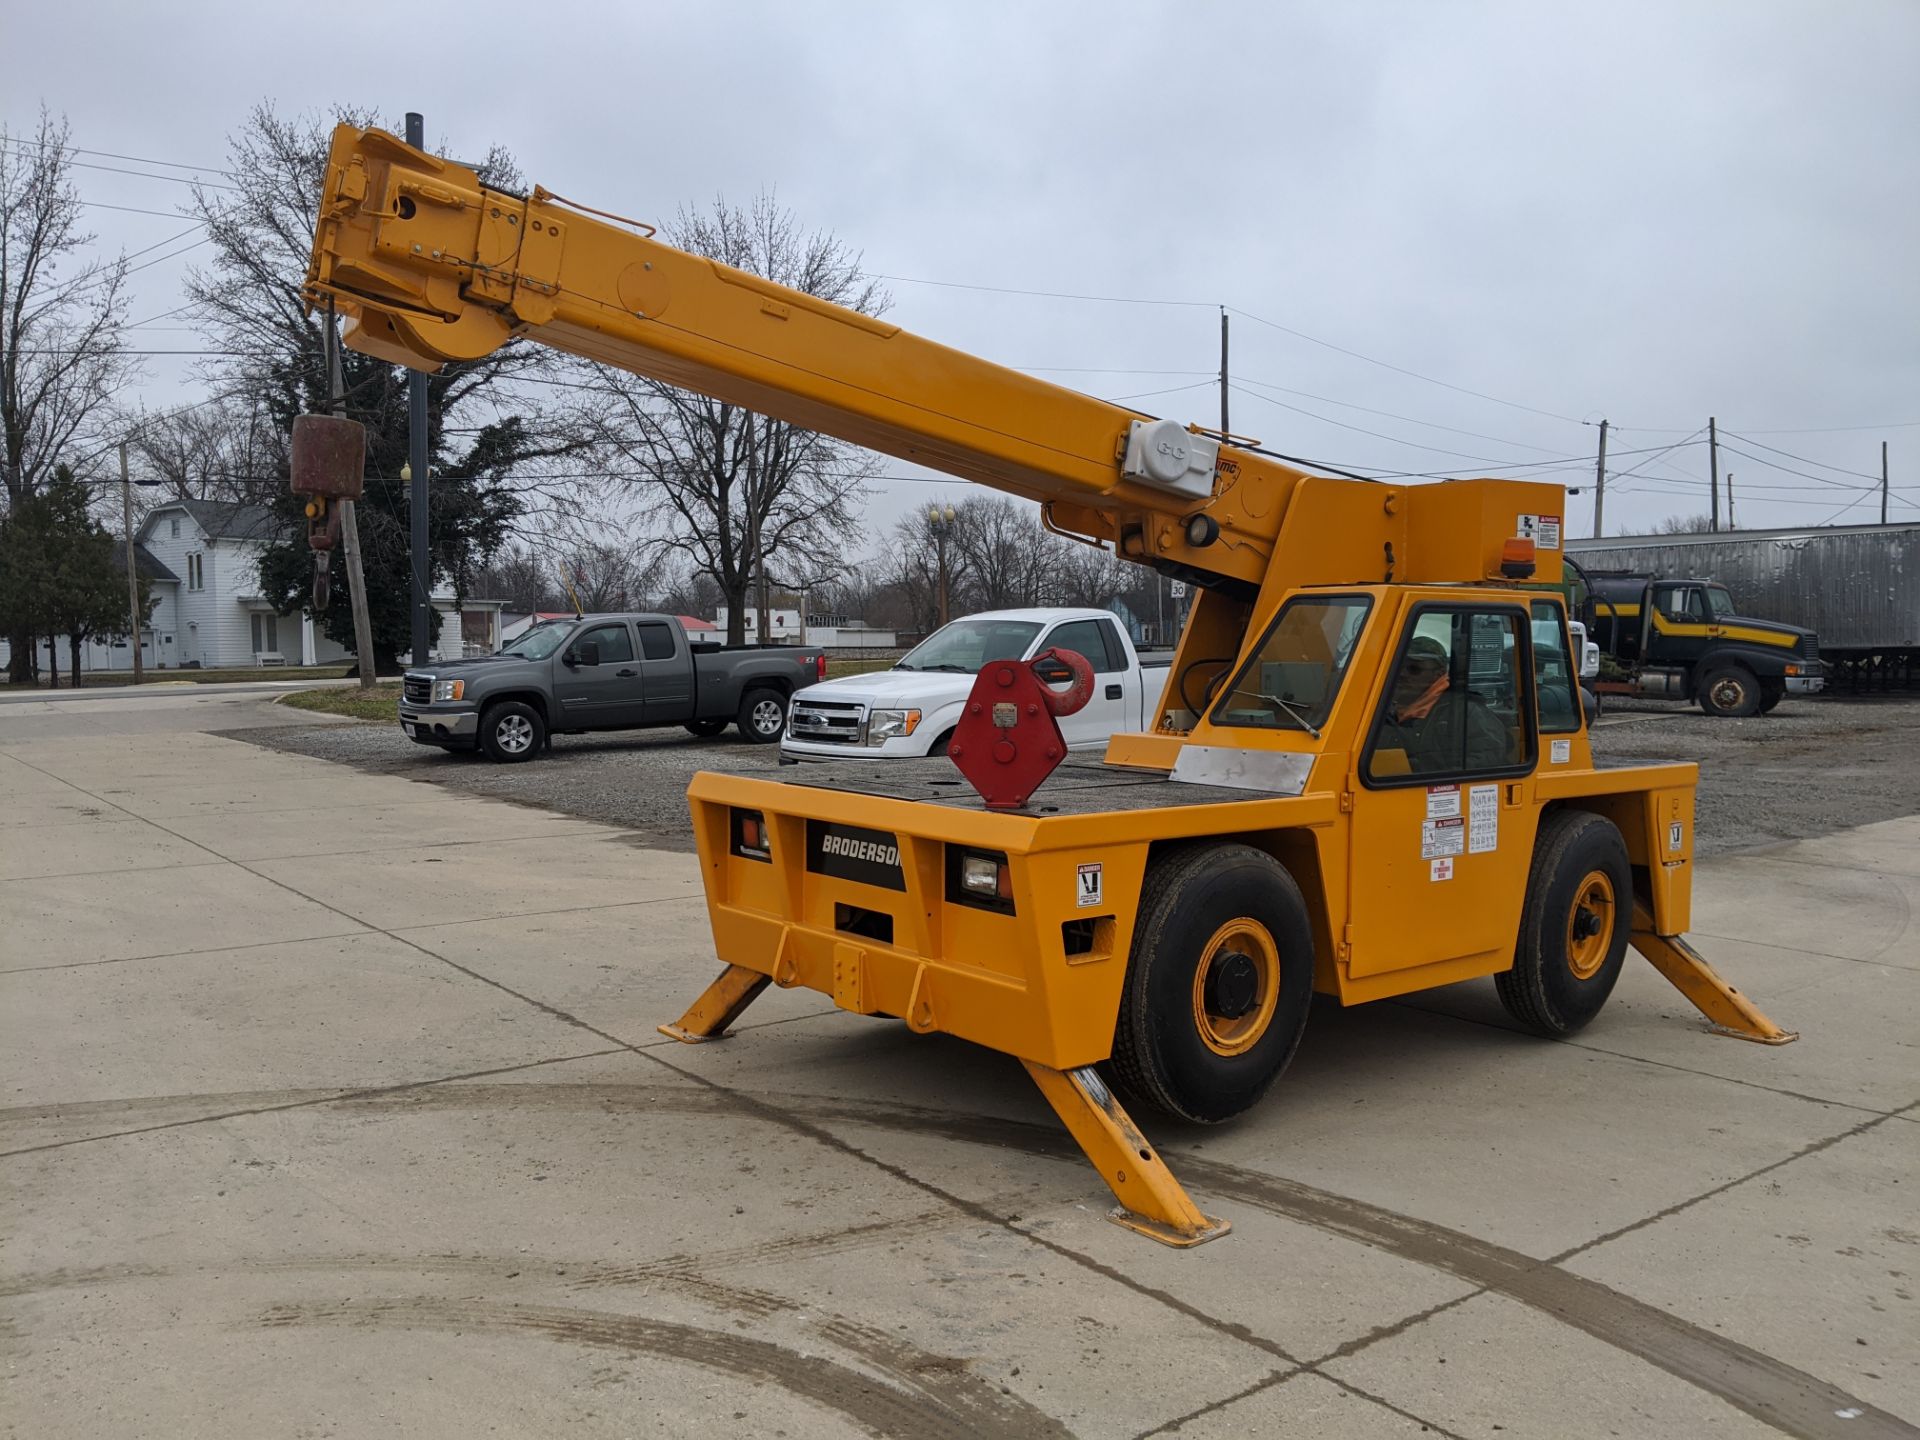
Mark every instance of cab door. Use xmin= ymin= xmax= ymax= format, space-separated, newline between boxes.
xmin=1647 ymin=583 xmax=1711 ymax=668
xmin=554 ymin=621 xmax=647 ymax=726
xmin=1345 ymin=601 xmax=1540 ymax=981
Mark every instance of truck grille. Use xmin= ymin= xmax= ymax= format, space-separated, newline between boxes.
xmin=788 ymin=699 xmax=864 ymax=744
xmin=1797 ymin=634 xmax=1820 ymax=662
xmin=402 ymin=674 xmax=432 ymax=706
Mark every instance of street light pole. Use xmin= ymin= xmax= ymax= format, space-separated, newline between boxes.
xmin=928 ymin=504 xmax=956 ymax=626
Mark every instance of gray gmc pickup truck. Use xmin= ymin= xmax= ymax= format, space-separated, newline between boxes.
xmin=399 ymin=614 xmax=825 ymax=761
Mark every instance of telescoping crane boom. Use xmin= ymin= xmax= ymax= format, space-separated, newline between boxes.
xmin=301 ymin=126 xmax=1793 ymax=1245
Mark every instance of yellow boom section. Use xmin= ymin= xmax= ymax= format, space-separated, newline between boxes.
xmin=303 ymin=124 xmax=1302 ymax=591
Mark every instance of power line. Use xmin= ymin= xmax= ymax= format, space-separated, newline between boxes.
xmin=874 ymin=273 xmax=1214 ymax=310
xmin=1713 ymin=441 xmax=1875 ymax=492
xmin=1715 ymin=430 xmax=1883 ymax=481
xmin=1233 ymin=373 xmax=1565 ymax=454
xmin=1226 ymin=306 xmax=1583 ymax=424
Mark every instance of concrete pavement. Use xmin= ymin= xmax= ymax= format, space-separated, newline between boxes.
xmin=0 ymin=678 xmax=355 ymax=741
xmin=1 ymin=722 xmax=1915 ymax=1438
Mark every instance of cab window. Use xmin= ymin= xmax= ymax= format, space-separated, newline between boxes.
xmin=1364 ymin=606 xmax=1534 ymax=784
xmin=577 ymin=623 xmax=634 ymax=664
xmin=1653 ymin=584 xmax=1706 ymax=622
xmin=1529 ymin=601 xmax=1581 ymax=735
xmin=1209 ymin=595 xmax=1371 ymax=732
xmin=1705 ymin=586 xmax=1736 ymax=619
xmin=1047 ymin=619 xmax=1124 ymax=675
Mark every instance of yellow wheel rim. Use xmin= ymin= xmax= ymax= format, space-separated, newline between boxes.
xmin=1565 ymin=870 xmax=1616 ymax=980
xmin=1190 ymin=919 xmax=1281 ymax=1057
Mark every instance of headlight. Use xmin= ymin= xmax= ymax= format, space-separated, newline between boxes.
xmin=866 ymin=708 xmax=921 ymax=744
xmin=431 ymin=679 xmax=465 ymax=702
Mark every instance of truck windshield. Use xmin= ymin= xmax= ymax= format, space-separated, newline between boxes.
xmin=1209 ymin=595 xmax=1372 ymax=733
xmin=896 ymin=618 xmax=1042 ymax=672
xmin=1705 ymin=586 xmax=1736 ymax=618
xmin=499 ymin=624 xmax=570 ymax=660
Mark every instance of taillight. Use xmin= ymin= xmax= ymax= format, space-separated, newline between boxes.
xmin=731 ymin=808 xmax=771 ymax=861
xmin=815 ymin=652 xmax=828 ymax=680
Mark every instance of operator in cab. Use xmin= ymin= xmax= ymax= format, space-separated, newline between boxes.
xmin=1377 ymin=635 xmax=1512 ymax=774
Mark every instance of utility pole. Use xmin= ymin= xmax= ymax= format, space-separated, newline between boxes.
xmin=1725 ymin=473 xmax=1736 ymax=530
xmin=119 ymin=441 xmax=143 ymax=685
xmin=405 ymin=111 xmax=433 ymax=669
xmin=1883 ymin=442 xmax=1891 ymax=525
xmin=324 ymin=300 xmax=378 ymax=691
xmin=1218 ymin=308 xmax=1230 ymax=436
xmin=1708 ymin=416 xmax=1721 ymax=533
xmin=1592 ymin=419 xmax=1609 ymax=538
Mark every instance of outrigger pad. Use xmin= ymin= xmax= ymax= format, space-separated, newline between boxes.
xmin=290 ymin=414 xmax=367 ymax=500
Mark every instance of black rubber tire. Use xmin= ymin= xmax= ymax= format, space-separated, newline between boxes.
xmin=1697 ymin=664 xmax=1761 ymax=717
xmin=479 ymin=700 xmax=546 ymax=763
xmin=929 ymin=729 xmax=954 ymax=757
xmin=684 ymin=718 xmax=729 ymax=738
xmin=1756 ymin=682 xmax=1784 ymax=715
xmin=736 ymin=687 xmax=787 ymax=744
xmin=1108 ymin=842 xmax=1315 ymax=1125
xmin=1495 ymin=810 xmax=1632 ymax=1037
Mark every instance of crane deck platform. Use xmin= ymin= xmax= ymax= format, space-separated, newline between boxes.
xmin=775 ymin=755 xmax=1274 ymax=815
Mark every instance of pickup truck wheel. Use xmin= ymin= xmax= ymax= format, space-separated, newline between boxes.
xmin=1496 ymin=811 xmax=1631 ymax=1036
xmin=1107 ymin=842 xmax=1314 ymax=1125
xmin=479 ymin=700 xmax=545 ymax=762
xmin=684 ymin=719 xmax=729 ymax=738
xmin=1697 ymin=664 xmax=1761 ymax=717
xmin=736 ymin=688 xmax=787 ymax=744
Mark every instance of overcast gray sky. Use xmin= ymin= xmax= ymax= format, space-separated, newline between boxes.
xmin=9 ymin=0 xmax=1917 ymax=543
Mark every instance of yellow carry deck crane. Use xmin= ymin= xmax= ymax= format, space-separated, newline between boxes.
xmin=301 ymin=126 xmax=1793 ymax=1245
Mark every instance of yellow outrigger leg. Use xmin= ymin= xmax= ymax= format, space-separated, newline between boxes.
xmin=1023 ymin=1061 xmax=1229 ymax=1247
xmin=659 ymin=964 xmax=1229 ymax=1246
xmin=657 ymin=963 xmax=770 ymax=1044
xmin=1630 ymin=906 xmax=1797 ymax=1046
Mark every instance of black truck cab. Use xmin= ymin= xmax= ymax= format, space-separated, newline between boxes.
xmin=1586 ymin=574 xmax=1823 ymax=716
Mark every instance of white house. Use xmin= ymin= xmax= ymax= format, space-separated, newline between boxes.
xmin=3 ymin=499 xmax=505 ymax=675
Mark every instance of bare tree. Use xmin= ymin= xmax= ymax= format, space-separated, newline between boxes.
xmin=578 ymin=194 xmax=886 ymax=644
xmin=1 ymin=110 xmax=141 ymax=680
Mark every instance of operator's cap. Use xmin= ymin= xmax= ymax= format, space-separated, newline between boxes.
xmin=1405 ymin=636 xmax=1449 ymax=667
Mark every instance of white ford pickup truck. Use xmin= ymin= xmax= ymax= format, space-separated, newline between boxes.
xmin=780 ymin=607 xmax=1171 ymax=763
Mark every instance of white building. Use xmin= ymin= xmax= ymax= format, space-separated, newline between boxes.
xmin=2 ymin=499 xmax=503 ymax=675
xmin=714 ymin=606 xmax=804 ymax=642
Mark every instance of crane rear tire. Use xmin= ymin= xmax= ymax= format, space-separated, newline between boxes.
xmin=1108 ymin=842 xmax=1314 ymax=1125
xmin=1496 ymin=810 xmax=1631 ymax=1037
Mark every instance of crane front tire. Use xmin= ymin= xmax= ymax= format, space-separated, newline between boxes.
xmin=1496 ymin=810 xmax=1631 ymax=1036
xmin=1108 ymin=843 xmax=1315 ymax=1125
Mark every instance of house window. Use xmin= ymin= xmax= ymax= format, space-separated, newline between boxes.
xmin=169 ymin=518 xmax=180 ymax=538
xmin=187 ymin=553 xmax=203 ymax=591
xmin=251 ymin=613 xmax=277 ymax=654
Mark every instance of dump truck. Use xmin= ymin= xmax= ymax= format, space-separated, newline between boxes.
xmin=299 ymin=125 xmax=1792 ymax=1245
xmin=1568 ymin=524 xmax=1920 ymax=693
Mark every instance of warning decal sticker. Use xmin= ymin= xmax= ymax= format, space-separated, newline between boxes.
xmin=1515 ymin=514 xmax=1563 ymax=550
xmin=1468 ymin=784 xmax=1499 ymax=854
xmin=1076 ymin=862 xmax=1104 ymax=908
xmin=1421 ymin=816 xmax=1466 ymax=860
xmin=1426 ymin=784 xmax=1461 ymax=819
xmin=1430 ymin=857 xmax=1455 ymax=882
xmin=1550 ymin=738 xmax=1571 ymax=764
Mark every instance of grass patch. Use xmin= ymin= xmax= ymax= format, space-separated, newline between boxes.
xmin=826 ymin=656 xmax=899 ymax=678
xmin=280 ymin=682 xmax=402 ymax=721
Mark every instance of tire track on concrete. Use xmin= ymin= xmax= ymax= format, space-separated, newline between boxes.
xmin=256 ymin=1297 xmax=1071 ymax=1440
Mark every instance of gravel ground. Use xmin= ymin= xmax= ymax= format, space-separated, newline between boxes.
xmin=230 ymin=693 xmax=1920 ymax=858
